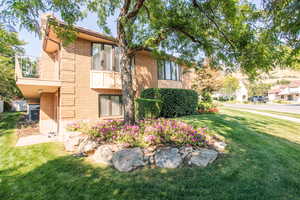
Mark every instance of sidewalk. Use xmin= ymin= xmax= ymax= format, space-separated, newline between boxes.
xmin=230 ymin=109 xmax=300 ymax=124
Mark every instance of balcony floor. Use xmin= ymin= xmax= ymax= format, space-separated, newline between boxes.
xmin=17 ymin=78 xmax=61 ymax=98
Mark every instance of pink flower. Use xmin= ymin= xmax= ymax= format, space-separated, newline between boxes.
xmin=144 ymin=135 xmax=157 ymax=143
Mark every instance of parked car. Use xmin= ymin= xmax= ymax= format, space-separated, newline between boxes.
xmin=248 ymin=96 xmax=267 ymax=103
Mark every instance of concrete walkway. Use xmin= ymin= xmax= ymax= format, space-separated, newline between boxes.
xmin=16 ymin=134 xmax=58 ymax=147
xmin=228 ymin=108 xmax=300 ymax=124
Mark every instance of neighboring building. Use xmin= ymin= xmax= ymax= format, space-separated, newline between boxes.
xmin=15 ymin=15 xmax=195 ymax=136
xmin=11 ymin=100 xmax=27 ymax=112
xmin=278 ymin=81 xmax=300 ymax=102
xmin=268 ymin=88 xmax=281 ymax=101
xmin=268 ymin=81 xmax=300 ymax=102
xmin=0 ymin=101 xmax=3 ymax=113
xmin=235 ymin=80 xmax=248 ymax=102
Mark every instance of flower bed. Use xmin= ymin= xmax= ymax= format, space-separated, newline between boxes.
xmin=67 ymin=118 xmax=207 ymax=148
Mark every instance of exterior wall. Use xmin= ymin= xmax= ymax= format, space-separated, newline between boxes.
xmin=134 ymin=52 xmax=158 ymax=96
xmin=40 ymin=93 xmax=57 ymax=134
xmin=39 ymin=50 xmax=59 ymax=80
xmin=58 ymin=43 xmax=76 ymax=133
xmin=42 ymin=38 xmax=196 ymax=135
xmin=181 ymin=67 xmax=195 ymax=89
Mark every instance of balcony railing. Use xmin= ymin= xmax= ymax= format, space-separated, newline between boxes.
xmin=90 ymin=70 xmax=122 ymax=89
xmin=15 ymin=56 xmax=40 ymax=79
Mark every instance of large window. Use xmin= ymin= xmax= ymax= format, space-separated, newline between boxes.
xmin=157 ymin=60 xmax=181 ymax=81
xmin=92 ymin=43 xmax=120 ymax=72
xmin=99 ymin=95 xmax=123 ymax=117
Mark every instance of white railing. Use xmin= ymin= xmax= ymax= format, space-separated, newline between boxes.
xmin=15 ymin=55 xmax=40 ymax=79
xmin=90 ymin=70 xmax=122 ymax=89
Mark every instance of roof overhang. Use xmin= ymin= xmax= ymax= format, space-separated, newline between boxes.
xmin=17 ymin=78 xmax=61 ymax=98
xmin=43 ymin=18 xmax=117 ymax=53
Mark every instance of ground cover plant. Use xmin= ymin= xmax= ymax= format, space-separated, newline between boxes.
xmin=67 ymin=118 xmax=207 ymax=148
xmin=1 ymin=109 xmax=300 ymax=199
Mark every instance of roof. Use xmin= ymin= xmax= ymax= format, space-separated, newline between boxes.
xmin=288 ymin=80 xmax=300 ymax=88
xmin=268 ymin=88 xmax=281 ymax=94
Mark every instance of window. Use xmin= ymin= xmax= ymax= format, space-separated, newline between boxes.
xmin=157 ymin=60 xmax=181 ymax=81
xmin=92 ymin=43 xmax=120 ymax=71
xmin=99 ymin=95 xmax=122 ymax=117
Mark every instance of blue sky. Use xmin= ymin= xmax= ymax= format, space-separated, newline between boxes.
xmin=19 ymin=0 xmax=262 ymax=57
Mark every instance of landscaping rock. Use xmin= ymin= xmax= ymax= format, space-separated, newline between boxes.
xmin=189 ymin=149 xmax=218 ymax=167
xmin=213 ymin=141 xmax=227 ymax=152
xmin=78 ymin=138 xmax=98 ymax=153
xmin=63 ymin=132 xmax=85 ymax=152
xmin=112 ymin=148 xmax=145 ymax=172
xmin=93 ymin=145 xmax=115 ymax=165
xmin=155 ymin=147 xmax=182 ymax=168
xmin=179 ymin=146 xmax=193 ymax=159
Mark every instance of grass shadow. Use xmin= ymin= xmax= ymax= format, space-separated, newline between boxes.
xmin=1 ymin=111 xmax=300 ymax=199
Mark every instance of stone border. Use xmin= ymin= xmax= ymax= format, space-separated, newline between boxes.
xmin=63 ymin=132 xmax=226 ymax=172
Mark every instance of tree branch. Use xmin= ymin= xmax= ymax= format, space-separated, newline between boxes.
xmin=171 ymin=26 xmax=204 ymax=46
xmin=126 ymin=0 xmax=146 ymax=19
xmin=192 ymin=0 xmax=236 ymax=50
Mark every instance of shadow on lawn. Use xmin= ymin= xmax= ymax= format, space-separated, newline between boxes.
xmin=1 ymin=113 xmax=300 ymax=200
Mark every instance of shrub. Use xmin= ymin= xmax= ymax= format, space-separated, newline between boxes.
xmin=135 ymin=98 xmax=162 ymax=119
xmin=66 ymin=119 xmax=208 ymax=148
xmin=197 ymin=101 xmax=219 ymax=114
xmin=141 ymin=88 xmax=198 ymax=117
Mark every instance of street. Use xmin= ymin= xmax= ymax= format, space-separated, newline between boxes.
xmin=224 ymin=103 xmax=300 ymax=114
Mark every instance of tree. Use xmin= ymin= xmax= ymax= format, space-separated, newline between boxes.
xmin=1 ymin=0 xmax=297 ymax=124
xmin=0 ymin=25 xmax=24 ymax=101
xmin=221 ymin=75 xmax=240 ymax=98
xmin=192 ymin=60 xmax=224 ymax=95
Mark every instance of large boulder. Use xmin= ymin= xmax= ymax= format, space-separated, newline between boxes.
xmin=155 ymin=147 xmax=182 ymax=168
xmin=189 ymin=149 xmax=218 ymax=167
xmin=63 ymin=132 xmax=85 ymax=152
xmin=78 ymin=138 xmax=98 ymax=153
xmin=112 ymin=148 xmax=145 ymax=172
xmin=93 ymin=145 xmax=115 ymax=165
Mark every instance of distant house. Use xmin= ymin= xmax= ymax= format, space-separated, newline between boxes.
xmin=235 ymin=81 xmax=248 ymax=102
xmin=268 ymin=81 xmax=300 ymax=102
xmin=15 ymin=15 xmax=196 ymax=135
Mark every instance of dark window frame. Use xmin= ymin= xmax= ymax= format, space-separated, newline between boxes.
xmin=98 ymin=94 xmax=123 ymax=117
xmin=157 ymin=60 xmax=181 ymax=81
xmin=91 ymin=42 xmax=119 ymax=72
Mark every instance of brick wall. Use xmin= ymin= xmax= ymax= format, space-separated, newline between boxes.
xmin=56 ymin=38 xmax=195 ymax=125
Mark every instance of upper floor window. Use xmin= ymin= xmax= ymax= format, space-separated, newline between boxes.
xmin=157 ymin=60 xmax=181 ymax=81
xmin=92 ymin=43 xmax=120 ymax=72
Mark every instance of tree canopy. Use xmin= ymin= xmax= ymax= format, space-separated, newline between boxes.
xmin=0 ymin=25 xmax=24 ymax=101
xmin=1 ymin=0 xmax=299 ymax=122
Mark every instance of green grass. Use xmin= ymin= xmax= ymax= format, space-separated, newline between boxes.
xmin=1 ymin=110 xmax=300 ymax=200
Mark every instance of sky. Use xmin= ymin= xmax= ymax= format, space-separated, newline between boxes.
xmin=18 ymin=0 xmax=263 ymax=57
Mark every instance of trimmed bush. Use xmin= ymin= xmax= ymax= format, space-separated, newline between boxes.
xmin=136 ymin=98 xmax=162 ymax=119
xmin=141 ymin=88 xmax=198 ymax=117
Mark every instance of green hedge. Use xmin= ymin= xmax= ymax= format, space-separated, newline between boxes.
xmin=141 ymin=88 xmax=198 ymax=117
xmin=136 ymin=98 xmax=162 ymax=119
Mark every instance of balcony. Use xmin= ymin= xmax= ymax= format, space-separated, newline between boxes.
xmin=90 ymin=70 xmax=122 ymax=90
xmin=15 ymin=56 xmax=61 ymax=98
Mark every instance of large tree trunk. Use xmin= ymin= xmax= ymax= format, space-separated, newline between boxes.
xmin=118 ymin=8 xmax=135 ymax=125
xmin=120 ymin=49 xmax=135 ymax=125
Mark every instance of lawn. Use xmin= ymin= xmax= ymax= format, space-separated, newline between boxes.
xmin=1 ymin=110 xmax=300 ymax=200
